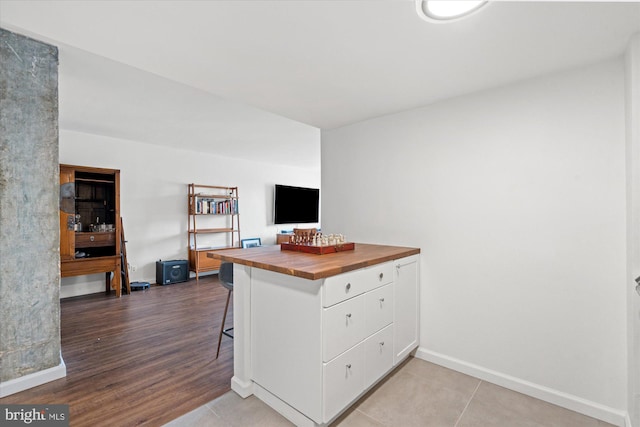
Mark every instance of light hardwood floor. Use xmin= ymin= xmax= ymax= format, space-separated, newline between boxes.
xmin=0 ymin=275 xmax=234 ymax=426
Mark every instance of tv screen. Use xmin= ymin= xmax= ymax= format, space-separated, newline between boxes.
xmin=274 ymin=184 xmax=319 ymax=224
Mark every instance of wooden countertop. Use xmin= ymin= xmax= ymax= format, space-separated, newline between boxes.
xmin=207 ymin=243 xmax=420 ymax=280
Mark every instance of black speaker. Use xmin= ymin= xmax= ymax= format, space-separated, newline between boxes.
xmin=156 ymin=260 xmax=188 ymax=285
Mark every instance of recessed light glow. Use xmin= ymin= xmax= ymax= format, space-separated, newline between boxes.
xmin=416 ymin=0 xmax=488 ymax=22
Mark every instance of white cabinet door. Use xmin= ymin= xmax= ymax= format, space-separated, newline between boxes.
xmin=361 ymin=261 xmax=394 ymax=293
xmin=393 ymin=255 xmax=419 ymax=365
xmin=364 ymin=283 xmax=394 ymax=337
xmin=363 ymin=325 xmax=394 ymax=389
xmin=323 ymin=295 xmax=366 ymax=362
xmin=324 ymin=268 xmax=367 ymax=307
xmin=323 ymin=341 xmax=365 ymax=422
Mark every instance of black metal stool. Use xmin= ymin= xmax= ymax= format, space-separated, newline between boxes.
xmin=216 ymin=262 xmax=233 ymax=359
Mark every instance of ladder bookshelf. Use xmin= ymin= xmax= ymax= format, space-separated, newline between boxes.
xmin=188 ymin=183 xmax=241 ymax=281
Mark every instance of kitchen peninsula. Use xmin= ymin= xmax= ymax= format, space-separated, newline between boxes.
xmin=209 ymin=243 xmax=420 ymax=426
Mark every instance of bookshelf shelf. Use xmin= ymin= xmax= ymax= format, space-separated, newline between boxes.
xmin=189 ymin=227 xmax=238 ymax=234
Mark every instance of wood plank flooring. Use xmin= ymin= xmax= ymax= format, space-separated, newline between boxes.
xmin=0 ymin=275 xmax=234 ymax=426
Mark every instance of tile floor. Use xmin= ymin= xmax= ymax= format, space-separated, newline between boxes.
xmin=163 ymin=357 xmax=615 ymax=427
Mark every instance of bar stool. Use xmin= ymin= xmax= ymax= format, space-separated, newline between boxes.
xmin=216 ymin=262 xmax=233 ymax=359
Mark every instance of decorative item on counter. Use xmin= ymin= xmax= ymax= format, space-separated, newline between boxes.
xmin=74 ymin=214 xmax=82 ymax=231
xmin=281 ymin=230 xmax=354 ymax=254
xmin=89 ymin=222 xmax=114 ymax=232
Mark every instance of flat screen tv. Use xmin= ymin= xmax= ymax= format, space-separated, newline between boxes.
xmin=274 ymin=184 xmax=319 ymax=224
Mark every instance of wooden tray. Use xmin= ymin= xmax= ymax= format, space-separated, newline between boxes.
xmin=281 ymin=242 xmax=355 ymax=255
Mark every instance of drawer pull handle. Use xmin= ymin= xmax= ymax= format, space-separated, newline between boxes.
xmin=379 ymin=272 xmax=384 ymax=280
xmin=380 ymin=341 xmax=385 ymax=346
xmin=345 ymin=283 xmax=351 ymax=292
xmin=346 ymin=364 xmax=352 ymax=369
xmin=380 ymin=298 xmax=385 ymax=302
xmin=346 ymin=313 xmax=352 ymax=318
xmin=90 ymin=235 xmax=95 ymax=242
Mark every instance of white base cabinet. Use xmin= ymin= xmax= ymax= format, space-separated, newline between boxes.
xmin=248 ymin=254 xmax=419 ymax=426
xmin=393 ymin=255 xmax=420 ymax=364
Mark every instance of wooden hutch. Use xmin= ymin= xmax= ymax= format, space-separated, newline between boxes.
xmin=59 ymin=164 xmax=126 ymax=297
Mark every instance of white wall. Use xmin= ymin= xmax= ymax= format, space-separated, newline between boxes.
xmin=626 ymin=33 xmax=640 ymax=427
xmin=60 ymin=129 xmax=320 ymax=297
xmin=322 ymin=59 xmax=627 ymax=422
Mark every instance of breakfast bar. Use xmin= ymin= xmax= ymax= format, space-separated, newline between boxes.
xmin=210 ymin=243 xmax=420 ymax=426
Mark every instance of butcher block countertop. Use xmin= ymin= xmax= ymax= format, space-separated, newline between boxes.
xmin=208 ymin=243 xmax=420 ymax=280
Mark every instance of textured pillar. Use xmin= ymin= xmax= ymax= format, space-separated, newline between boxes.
xmin=0 ymin=28 xmax=62 ymax=392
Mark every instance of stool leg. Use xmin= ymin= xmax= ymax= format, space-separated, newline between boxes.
xmin=216 ymin=289 xmax=232 ymax=359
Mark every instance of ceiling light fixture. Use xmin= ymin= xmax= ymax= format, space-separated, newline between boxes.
xmin=416 ymin=0 xmax=488 ymax=23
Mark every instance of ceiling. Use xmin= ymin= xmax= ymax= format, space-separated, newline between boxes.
xmin=1 ymin=1 xmax=640 ymax=164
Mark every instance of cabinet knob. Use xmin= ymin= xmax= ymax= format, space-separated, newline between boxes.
xmin=346 ymin=313 xmax=352 ymax=318
xmin=379 ymin=298 xmax=385 ymax=303
xmin=380 ymin=341 xmax=385 ymax=347
xmin=345 ymin=283 xmax=351 ymax=292
xmin=379 ymin=272 xmax=384 ymax=280
xmin=346 ymin=364 xmax=352 ymax=369
xmin=90 ymin=235 xmax=95 ymax=242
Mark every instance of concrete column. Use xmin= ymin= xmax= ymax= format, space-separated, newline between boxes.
xmin=0 ymin=28 xmax=65 ymax=396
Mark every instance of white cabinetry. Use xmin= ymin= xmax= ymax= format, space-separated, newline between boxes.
xmin=322 ymin=338 xmax=365 ymax=422
xmin=250 ymin=254 xmax=419 ymax=426
xmin=323 ymin=295 xmax=366 ymax=362
xmin=394 ymin=255 xmax=420 ymax=363
xmin=363 ymin=325 xmax=394 ymax=389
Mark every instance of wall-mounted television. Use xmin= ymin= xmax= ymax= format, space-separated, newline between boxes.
xmin=274 ymin=184 xmax=320 ymax=224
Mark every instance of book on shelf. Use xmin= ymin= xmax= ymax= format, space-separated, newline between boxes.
xmin=194 ymin=197 xmax=238 ymax=215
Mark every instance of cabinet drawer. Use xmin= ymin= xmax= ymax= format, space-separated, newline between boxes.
xmin=323 ymin=295 xmax=365 ymax=362
xmin=364 ymin=325 xmax=393 ymax=389
xmin=323 ymin=341 xmax=365 ymax=423
xmin=323 ymin=268 xmax=368 ymax=307
xmin=362 ymin=262 xmax=393 ymax=293
xmin=364 ymin=283 xmax=394 ymax=337
xmin=75 ymin=232 xmax=115 ymax=248
xmin=189 ymin=249 xmax=221 ymax=271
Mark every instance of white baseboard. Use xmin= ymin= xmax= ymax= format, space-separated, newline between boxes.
xmin=230 ymin=375 xmax=254 ymax=398
xmin=416 ymin=348 xmax=628 ymax=427
xmin=0 ymin=357 xmax=66 ymax=398
xmin=60 ymin=275 xmax=105 ymax=298
xmin=253 ymin=383 xmax=316 ymax=427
